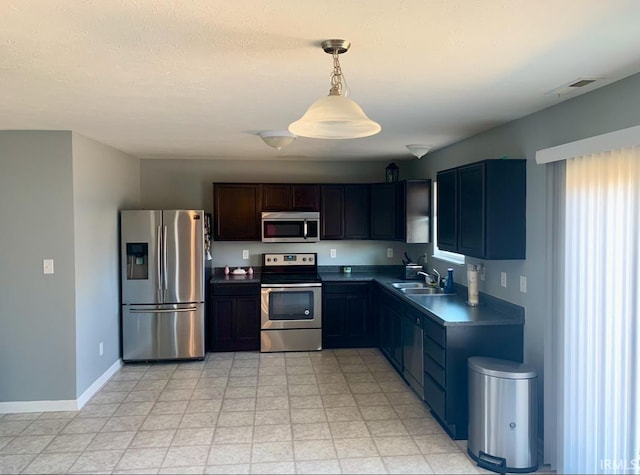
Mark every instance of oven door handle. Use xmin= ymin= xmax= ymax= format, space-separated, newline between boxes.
xmin=261 ymin=283 xmax=322 ymax=288
xmin=303 ymin=219 xmax=308 ymax=240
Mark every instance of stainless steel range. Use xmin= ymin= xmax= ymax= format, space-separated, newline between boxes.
xmin=260 ymin=252 xmax=322 ymax=352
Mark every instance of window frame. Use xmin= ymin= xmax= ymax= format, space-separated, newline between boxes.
xmin=432 ymin=181 xmax=465 ymax=265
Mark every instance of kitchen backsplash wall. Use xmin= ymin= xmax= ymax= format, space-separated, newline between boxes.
xmin=208 ymin=241 xmax=427 ymax=269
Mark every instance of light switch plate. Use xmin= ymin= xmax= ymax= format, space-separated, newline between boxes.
xmin=242 ymin=250 xmax=249 ymax=260
xmin=43 ymin=259 xmax=54 ymax=274
xmin=330 ymin=249 xmax=336 ymax=258
xmin=387 ymin=248 xmax=393 ymax=258
xmin=500 ymin=272 xmax=507 ymax=287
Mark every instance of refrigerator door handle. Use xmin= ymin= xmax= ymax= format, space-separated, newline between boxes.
xmin=156 ymin=225 xmax=162 ymax=302
xmin=130 ymin=306 xmax=198 ymax=314
xmin=163 ymin=225 xmax=168 ymax=293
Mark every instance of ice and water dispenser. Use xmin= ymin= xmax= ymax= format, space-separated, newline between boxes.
xmin=126 ymin=242 xmax=148 ymax=280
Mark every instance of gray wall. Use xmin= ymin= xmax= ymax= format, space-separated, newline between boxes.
xmin=140 ymin=159 xmax=407 ymax=268
xmin=0 ymin=131 xmax=139 ymax=404
xmin=72 ymin=133 xmax=139 ymax=397
xmin=0 ymin=131 xmax=78 ymax=401
xmin=401 ymin=71 xmax=640 ymax=449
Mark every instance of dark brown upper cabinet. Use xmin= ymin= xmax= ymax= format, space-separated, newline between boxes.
xmin=370 ymin=181 xmax=431 ymax=243
xmin=262 ymin=184 xmax=320 ymax=211
xmin=212 ymin=183 xmax=262 ymax=241
xmin=436 ymin=159 xmax=526 ymax=259
xmin=320 ymin=184 xmax=370 ymax=240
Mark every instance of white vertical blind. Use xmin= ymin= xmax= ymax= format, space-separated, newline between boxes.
xmin=562 ymin=146 xmax=640 ymax=473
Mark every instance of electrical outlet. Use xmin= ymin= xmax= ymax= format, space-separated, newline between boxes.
xmin=99 ymin=342 xmax=104 ymax=356
xmin=330 ymin=249 xmax=336 ymax=258
xmin=520 ymin=276 xmax=527 ymax=293
xmin=479 ymin=264 xmax=486 ymax=281
xmin=43 ymin=259 xmax=54 ymax=274
xmin=387 ymin=248 xmax=393 ymax=258
xmin=242 ymin=250 xmax=249 ymax=260
xmin=501 ymin=272 xmax=507 ymax=288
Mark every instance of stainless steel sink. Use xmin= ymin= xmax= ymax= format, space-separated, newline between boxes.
xmin=391 ymin=282 xmax=427 ymax=289
xmin=401 ymin=287 xmax=453 ymax=295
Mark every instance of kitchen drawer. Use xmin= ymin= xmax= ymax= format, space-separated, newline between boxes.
xmin=423 ymin=316 xmax=445 ymax=347
xmin=211 ymin=283 xmax=260 ymax=297
xmin=424 ymin=354 xmax=445 ymax=387
xmin=423 ymin=372 xmax=445 ymax=418
xmin=424 ymin=335 xmax=445 ymax=367
xmin=323 ymin=282 xmax=370 ymax=295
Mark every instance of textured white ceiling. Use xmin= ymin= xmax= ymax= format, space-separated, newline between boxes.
xmin=2 ymin=0 xmax=640 ymax=161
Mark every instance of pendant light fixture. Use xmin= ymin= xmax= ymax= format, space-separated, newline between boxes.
xmin=289 ymin=39 xmax=381 ymax=139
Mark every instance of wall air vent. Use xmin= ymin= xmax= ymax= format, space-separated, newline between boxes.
xmin=546 ymin=78 xmax=601 ymax=97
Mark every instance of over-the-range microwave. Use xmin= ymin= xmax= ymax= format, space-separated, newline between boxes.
xmin=261 ymin=211 xmax=320 ymax=243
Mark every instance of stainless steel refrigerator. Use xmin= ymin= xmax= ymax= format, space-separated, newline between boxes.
xmin=120 ymin=210 xmax=205 ymax=362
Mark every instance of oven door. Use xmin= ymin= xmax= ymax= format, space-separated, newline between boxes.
xmin=260 ymin=283 xmax=322 ymax=329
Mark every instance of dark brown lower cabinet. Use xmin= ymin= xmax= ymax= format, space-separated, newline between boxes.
xmin=208 ymin=283 xmax=260 ymax=351
xmin=376 ymin=284 xmax=523 ymax=440
xmin=423 ymin=321 xmax=523 ymax=440
xmin=322 ymin=282 xmax=376 ymax=348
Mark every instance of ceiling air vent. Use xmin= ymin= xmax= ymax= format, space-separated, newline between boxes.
xmin=546 ymin=78 xmax=601 ymax=97
xmin=568 ymin=79 xmax=596 ymax=88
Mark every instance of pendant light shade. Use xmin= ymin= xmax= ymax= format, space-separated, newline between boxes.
xmin=289 ymin=95 xmax=381 ymax=139
xmin=289 ymin=39 xmax=381 ymax=140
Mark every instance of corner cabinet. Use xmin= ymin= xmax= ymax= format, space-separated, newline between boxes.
xmin=437 ymin=159 xmax=526 ymax=259
xmin=213 ymin=184 xmax=262 ymax=241
xmin=322 ymin=282 xmax=376 ymax=348
xmin=370 ymin=181 xmax=431 ymax=243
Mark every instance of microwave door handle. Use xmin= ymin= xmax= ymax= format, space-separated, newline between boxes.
xmin=303 ymin=219 xmax=308 ymax=240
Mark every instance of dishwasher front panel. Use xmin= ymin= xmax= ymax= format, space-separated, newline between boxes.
xmin=402 ymin=314 xmax=424 ymax=396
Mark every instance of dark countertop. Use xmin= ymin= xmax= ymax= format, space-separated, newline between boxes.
xmin=209 ymin=267 xmax=523 ymax=327
xmin=320 ymin=271 xmax=524 ymax=327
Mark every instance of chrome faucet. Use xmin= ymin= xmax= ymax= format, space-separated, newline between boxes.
xmin=432 ymin=268 xmax=441 ymax=287
xmin=417 ymin=271 xmax=430 ymax=284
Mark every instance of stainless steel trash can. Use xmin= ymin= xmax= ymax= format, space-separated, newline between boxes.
xmin=467 ymin=357 xmax=538 ymax=473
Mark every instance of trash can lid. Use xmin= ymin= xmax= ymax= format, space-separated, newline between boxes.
xmin=468 ymin=357 xmax=537 ymax=379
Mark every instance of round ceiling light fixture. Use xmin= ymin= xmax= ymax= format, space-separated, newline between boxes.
xmin=258 ymin=130 xmax=297 ymax=150
xmin=406 ymin=144 xmax=432 ymax=159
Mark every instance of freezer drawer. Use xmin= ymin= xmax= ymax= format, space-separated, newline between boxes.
xmin=122 ymin=303 xmax=205 ymax=361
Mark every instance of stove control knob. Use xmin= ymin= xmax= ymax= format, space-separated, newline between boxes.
xmin=266 ymin=258 xmax=271 ymax=262
xmin=309 ymin=257 xmax=313 ymax=262
xmin=273 ymin=257 xmax=278 ymax=262
xmin=302 ymin=257 xmax=307 ymax=262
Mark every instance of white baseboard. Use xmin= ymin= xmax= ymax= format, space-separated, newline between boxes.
xmin=77 ymin=359 xmax=122 ymax=409
xmin=0 ymin=399 xmax=79 ymax=413
xmin=0 ymin=359 xmax=122 ymax=414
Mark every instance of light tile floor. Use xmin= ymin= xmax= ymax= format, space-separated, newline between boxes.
xmin=0 ymin=348 xmax=500 ymax=474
